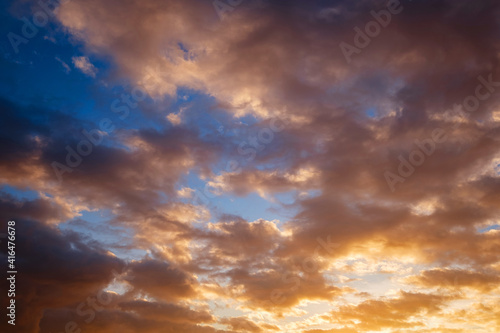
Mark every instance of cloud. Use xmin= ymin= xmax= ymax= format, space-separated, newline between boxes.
xmin=323 ymin=291 xmax=454 ymax=331
xmin=2 ymin=0 xmax=500 ymax=331
xmin=118 ymin=299 xmax=215 ymax=324
xmin=0 ymin=199 xmax=124 ymax=333
xmin=219 ymin=316 xmax=279 ymax=332
xmin=72 ymin=56 xmax=98 ymax=77
xmin=55 ymin=56 xmax=71 ymax=73
xmin=406 ymin=268 xmax=500 ymax=293
xmin=124 ymin=259 xmax=198 ymax=301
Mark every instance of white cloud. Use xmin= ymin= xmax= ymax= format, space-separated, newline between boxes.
xmin=72 ymin=56 xmax=97 ymax=77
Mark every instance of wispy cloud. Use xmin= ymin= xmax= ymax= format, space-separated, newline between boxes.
xmin=72 ymin=56 xmax=97 ymax=77
xmin=1 ymin=0 xmax=500 ymax=332
xmin=55 ymin=57 xmax=71 ymax=73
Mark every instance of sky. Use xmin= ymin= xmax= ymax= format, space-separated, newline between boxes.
xmin=0 ymin=0 xmax=499 ymax=332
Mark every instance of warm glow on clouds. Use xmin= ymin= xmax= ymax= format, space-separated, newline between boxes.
xmin=0 ymin=0 xmax=499 ymax=332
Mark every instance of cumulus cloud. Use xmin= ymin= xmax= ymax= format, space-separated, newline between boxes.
xmin=1 ymin=0 xmax=500 ymax=332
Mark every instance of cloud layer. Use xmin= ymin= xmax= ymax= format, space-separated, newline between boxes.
xmin=1 ymin=0 xmax=499 ymax=332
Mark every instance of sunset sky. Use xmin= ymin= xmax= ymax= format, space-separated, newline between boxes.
xmin=1 ymin=0 xmax=499 ymax=332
